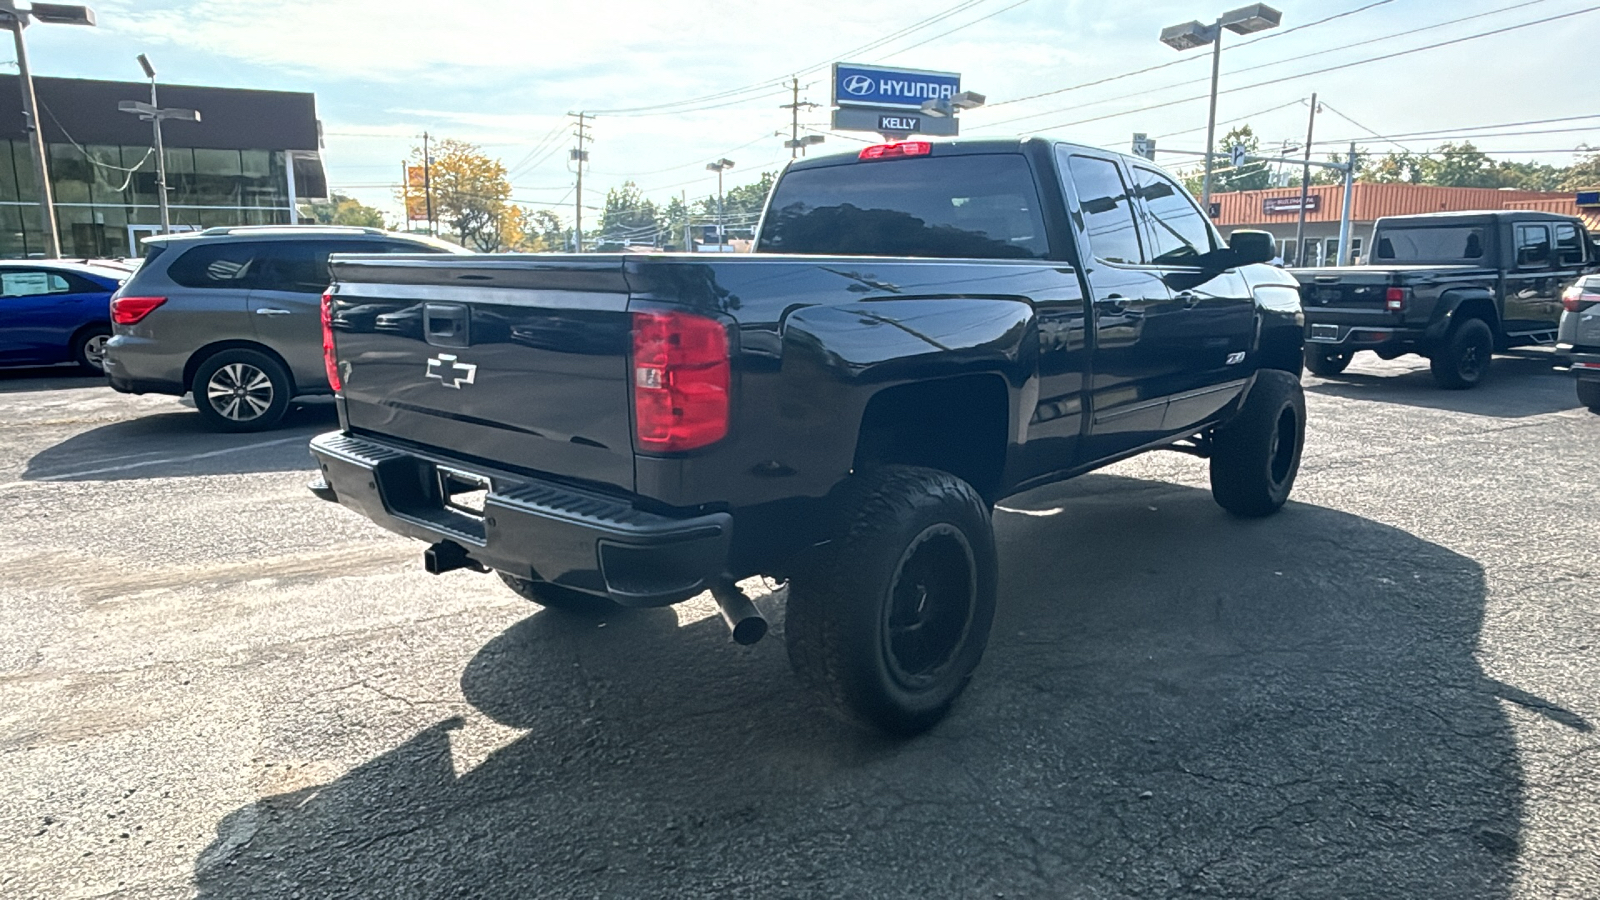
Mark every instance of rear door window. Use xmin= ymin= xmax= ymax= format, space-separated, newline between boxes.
xmin=758 ymin=153 xmax=1050 ymax=259
xmin=1129 ymin=166 xmax=1216 ymax=265
xmin=1062 ymin=153 xmax=1144 ymax=265
xmin=167 ymin=241 xmax=268 ymax=289
xmin=1554 ymin=222 xmax=1585 ymax=266
xmin=1515 ymin=224 xmax=1552 ymax=268
xmin=0 ymin=270 xmax=70 ymax=297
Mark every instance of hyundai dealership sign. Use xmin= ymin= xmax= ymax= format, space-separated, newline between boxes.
xmin=832 ymin=63 xmax=962 ymax=110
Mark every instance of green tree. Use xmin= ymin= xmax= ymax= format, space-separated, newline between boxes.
xmin=597 ymin=180 xmax=663 ymax=246
xmin=1558 ymin=149 xmax=1600 ymax=189
xmin=1211 ymin=125 xmax=1272 ymax=192
xmin=1427 ymin=142 xmax=1498 ymax=188
xmin=1366 ymin=150 xmax=1429 ymax=184
xmin=300 ymin=192 xmax=387 ymax=228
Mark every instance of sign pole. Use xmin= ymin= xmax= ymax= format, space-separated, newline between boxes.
xmin=1336 ymin=141 xmax=1355 ymax=266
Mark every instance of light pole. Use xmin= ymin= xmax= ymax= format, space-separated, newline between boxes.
xmin=118 ymin=54 xmax=200 ymax=236
xmin=0 ymin=1 xmax=97 ymax=258
xmin=705 ymin=158 xmax=733 ymax=249
xmin=1160 ymin=3 xmax=1281 ymax=212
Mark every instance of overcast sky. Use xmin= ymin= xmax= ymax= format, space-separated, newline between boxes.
xmin=23 ymin=0 xmax=1600 ymax=223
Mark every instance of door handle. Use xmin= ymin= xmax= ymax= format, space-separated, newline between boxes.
xmin=1177 ymin=292 xmax=1201 ymax=309
xmin=255 ymin=308 xmax=293 ymax=316
xmin=1096 ymin=294 xmax=1129 ymax=311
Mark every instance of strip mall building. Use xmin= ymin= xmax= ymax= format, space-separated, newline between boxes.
xmin=1211 ymin=183 xmax=1600 ymax=266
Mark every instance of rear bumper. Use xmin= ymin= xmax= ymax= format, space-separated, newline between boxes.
xmin=1304 ymin=321 xmax=1427 ymax=350
xmin=308 ymin=431 xmax=731 ymax=607
xmin=1564 ymin=349 xmax=1600 ymax=382
xmin=102 ymin=334 xmax=186 ymax=396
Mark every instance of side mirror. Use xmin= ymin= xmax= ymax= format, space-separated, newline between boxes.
xmin=1227 ymin=230 xmax=1276 ymax=266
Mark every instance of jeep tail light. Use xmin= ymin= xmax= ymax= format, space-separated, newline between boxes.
xmin=321 ymin=292 xmax=341 ymax=392
xmin=1563 ymin=284 xmax=1600 ymax=313
xmin=859 ymin=141 xmax=932 ymax=161
xmin=110 ymin=295 xmax=165 ymax=325
xmin=632 ymin=310 xmax=729 ymax=452
xmin=1385 ymin=287 xmax=1410 ymax=311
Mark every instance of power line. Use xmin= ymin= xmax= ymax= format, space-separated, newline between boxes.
xmin=873 ymin=0 xmax=1038 ymax=62
xmin=1315 ymin=113 xmax=1600 ymax=146
xmin=1152 ymin=97 xmax=1307 ymax=139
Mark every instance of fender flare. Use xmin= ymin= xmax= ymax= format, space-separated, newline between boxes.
xmin=1423 ymin=288 xmax=1498 ymax=345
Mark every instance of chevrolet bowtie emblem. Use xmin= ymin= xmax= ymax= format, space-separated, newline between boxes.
xmin=425 ymin=353 xmax=477 ymax=389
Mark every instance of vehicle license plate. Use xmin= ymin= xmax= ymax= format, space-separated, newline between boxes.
xmin=1309 ymin=324 xmax=1340 ymax=342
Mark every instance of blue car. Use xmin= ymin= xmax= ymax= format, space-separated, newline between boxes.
xmin=0 ymin=260 xmax=130 ymax=373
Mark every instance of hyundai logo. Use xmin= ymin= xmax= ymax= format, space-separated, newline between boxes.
xmin=842 ymin=74 xmax=875 ymax=96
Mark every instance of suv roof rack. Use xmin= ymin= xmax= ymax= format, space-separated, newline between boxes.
xmin=195 ymin=225 xmax=390 ymax=236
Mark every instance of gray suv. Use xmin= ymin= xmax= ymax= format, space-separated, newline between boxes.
xmin=104 ymin=226 xmax=464 ymax=431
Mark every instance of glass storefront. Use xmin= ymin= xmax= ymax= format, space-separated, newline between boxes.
xmin=0 ymin=139 xmax=294 ymax=259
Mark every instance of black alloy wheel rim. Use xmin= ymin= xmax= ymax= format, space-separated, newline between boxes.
xmin=881 ymin=523 xmax=977 ymax=691
xmin=1459 ymin=338 xmax=1486 ymax=380
xmin=1269 ymin=406 xmax=1298 ymax=486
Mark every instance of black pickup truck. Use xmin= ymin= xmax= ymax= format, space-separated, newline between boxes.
xmin=1296 ymin=210 xmax=1594 ymax=388
xmin=308 ymin=138 xmax=1306 ymax=734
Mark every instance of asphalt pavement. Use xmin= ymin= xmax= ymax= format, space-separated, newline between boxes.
xmin=1 ymin=352 xmax=1596 ymax=899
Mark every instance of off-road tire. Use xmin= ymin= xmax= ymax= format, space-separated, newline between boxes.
xmin=785 ymin=465 xmax=997 ymax=736
xmin=1578 ymin=379 xmax=1600 ymax=413
xmin=72 ymin=326 xmax=112 ymax=373
xmin=1430 ymin=318 xmax=1494 ymax=390
xmin=1209 ymin=370 xmax=1306 ymax=518
xmin=1303 ymin=346 xmax=1352 ymax=378
xmin=192 ymin=348 xmax=292 ymax=432
xmin=497 ymin=572 xmax=623 ymax=615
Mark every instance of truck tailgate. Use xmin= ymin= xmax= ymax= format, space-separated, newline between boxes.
xmin=1293 ymin=267 xmax=1395 ymax=312
xmin=327 ymin=255 xmax=635 ymax=492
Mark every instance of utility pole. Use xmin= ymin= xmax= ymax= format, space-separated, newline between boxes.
xmin=1294 ymin=92 xmax=1317 ymax=267
xmin=422 ymin=131 xmax=434 ymax=237
xmin=780 ymin=78 xmax=822 ymax=158
xmin=570 ymin=112 xmax=590 ymax=252
xmin=1336 ymin=141 xmax=1356 ymax=266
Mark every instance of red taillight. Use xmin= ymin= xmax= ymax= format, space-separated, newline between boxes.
xmin=631 ymin=310 xmax=729 ymax=452
xmin=1385 ymin=287 xmax=1410 ymax=311
xmin=859 ymin=141 xmax=932 ymax=161
xmin=1563 ymin=285 xmax=1600 ymax=313
xmin=110 ymin=295 xmax=165 ymax=325
xmin=321 ymin=291 xmax=341 ymax=392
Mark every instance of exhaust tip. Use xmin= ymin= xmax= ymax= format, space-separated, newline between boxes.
xmin=729 ymin=614 xmax=768 ymax=646
xmin=710 ymin=578 xmax=768 ymax=645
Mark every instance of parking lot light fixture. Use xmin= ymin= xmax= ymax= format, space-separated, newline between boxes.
xmin=1161 ymin=4 xmax=1281 ymax=211
xmin=119 ymin=54 xmax=202 ymax=237
xmin=0 ymin=1 xmax=97 ymax=259
xmin=706 ymin=158 xmax=734 ymax=248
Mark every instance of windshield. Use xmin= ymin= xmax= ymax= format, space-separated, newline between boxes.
xmin=1372 ymin=225 xmax=1487 ymax=263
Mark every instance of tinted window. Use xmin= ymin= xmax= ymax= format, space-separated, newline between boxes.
xmin=1515 ymin=224 xmax=1551 ymax=268
xmin=0 ymin=270 xmax=69 ymax=297
xmin=759 ymin=154 xmax=1049 ymax=259
xmin=1555 ymin=222 xmax=1584 ymax=266
xmin=255 ymin=242 xmax=335 ymax=294
xmin=1063 ymin=153 xmax=1143 ymax=265
xmin=1373 ymin=226 xmax=1485 ymax=263
xmin=167 ymin=241 xmax=268 ymax=289
xmin=1130 ymin=166 xmax=1215 ymax=265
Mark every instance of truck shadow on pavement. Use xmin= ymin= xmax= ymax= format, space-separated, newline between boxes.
xmin=1306 ymin=353 xmax=1577 ymax=419
xmin=194 ymin=475 xmax=1576 ymax=899
xmin=21 ymin=404 xmax=335 ymax=482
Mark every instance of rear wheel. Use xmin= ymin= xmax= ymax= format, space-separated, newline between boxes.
xmin=73 ymin=327 xmax=111 ymax=373
xmin=1430 ymin=318 xmax=1493 ymax=389
xmin=1209 ymin=370 xmax=1306 ymax=518
xmin=192 ymin=348 xmax=292 ymax=432
xmin=1303 ymin=346 xmax=1352 ymax=377
xmin=1578 ymin=379 xmax=1600 ymax=412
xmin=498 ymin=572 xmax=623 ymax=615
xmin=785 ymin=465 xmax=997 ymax=736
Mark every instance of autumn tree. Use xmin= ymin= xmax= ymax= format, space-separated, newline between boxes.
xmin=402 ymin=139 xmax=513 ymax=252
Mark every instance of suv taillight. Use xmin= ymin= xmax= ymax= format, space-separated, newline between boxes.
xmin=632 ymin=310 xmax=729 ymax=452
xmin=1563 ymin=285 xmax=1600 ymax=313
xmin=1385 ymin=287 xmax=1410 ymax=312
xmin=111 ymin=295 xmax=165 ymax=324
xmin=321 ymin=292 xmax=341 ymax=392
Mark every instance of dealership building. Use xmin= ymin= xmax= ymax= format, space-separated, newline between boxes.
xmin=1211 ymin=183 xmax=1600 ymax=266
xmin=0 ymin=75 xmax=327 ymax=259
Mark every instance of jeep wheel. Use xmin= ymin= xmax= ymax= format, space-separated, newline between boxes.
xmin=1303 ymin=346 xmax=1352 ymax=378
xmin=1209 ymin=370 xmax=1305 ymax=518
xmin=785 ymin=466 xmax=997 ymax=736
xmin=498 ymin=572 xmax=623 ymax=615
xmin=192 ymin=349 xmax=291 ymax=432
xmin=1578 ymin=379 xmax=1600 ymax=413
xmin=1430 ymin=318 xmax=1493 ymax=389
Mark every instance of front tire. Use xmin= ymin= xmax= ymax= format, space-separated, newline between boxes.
xmin=1578 ymin=379 xmax=1600 ymax=413
xmin=1430 ymin=318 xmax=1493 ymax=389
xmin=1303 ymin=346 xmax=1352 ymax=377
xmin=192 ymin=348 xmax=292 ymax=432
xmin=785 ymin=466 xmax=997 ymax=736
xmin=498 ymin=572 xmax=623 ymax=615
xmin=73 ymin=326 xmax=112 ymax=373
xmin=1209 ymin=370 xmax=1306 ymax=518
